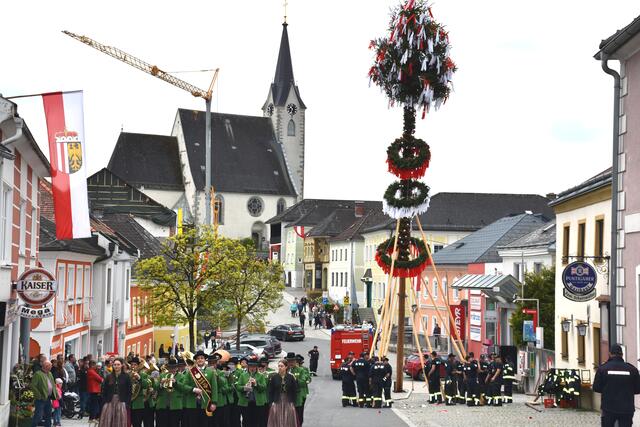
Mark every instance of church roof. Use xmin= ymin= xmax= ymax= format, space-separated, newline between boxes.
xmin=178 ymin=109 xmax=296 ymax=196
xmin=107 ymin=132 xmax=183 ymax=191
xmin=270 ymin=23 xmax=305 ymax=108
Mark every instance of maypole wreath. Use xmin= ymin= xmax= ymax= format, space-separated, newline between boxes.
xmin=371 ymin=0 xmax=456 ymax=277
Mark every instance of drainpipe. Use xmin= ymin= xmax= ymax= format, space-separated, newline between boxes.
xmin=601 ymin=54 xmax=620 ymax=345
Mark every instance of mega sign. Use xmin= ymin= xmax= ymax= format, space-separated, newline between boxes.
xmin=449 ymin=304 xmax=466 ymax=340
xmin=15 ymin=268 xmax=57 ymax=318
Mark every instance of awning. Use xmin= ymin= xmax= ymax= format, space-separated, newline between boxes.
xmin=452 ymin=274 xmax=521 ymax=304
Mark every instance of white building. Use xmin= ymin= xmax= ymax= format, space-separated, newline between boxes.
xmin=550 ymin=169 xmax=611 ymax=410
xmin=498 ymin=220 xmax=556 ymax=282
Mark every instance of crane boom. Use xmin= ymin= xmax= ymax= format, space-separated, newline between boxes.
xmin=62 ymin=30 xmax=218 ymax=100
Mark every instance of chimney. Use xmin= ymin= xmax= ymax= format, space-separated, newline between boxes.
xmin=546 ymin=192 xmax=557 ymax=200
xmin=354 ymin=201 xmax=365 ymax=218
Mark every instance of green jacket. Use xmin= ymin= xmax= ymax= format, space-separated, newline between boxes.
xmin=178 ymin=365 xmax=217 ymax=409
xmin=290 ymin=366 xmax=311 ymax=406
xmin=30 ymin=370 xmax=59 ymax=401
xmin=155 ymin=372 xmax=183 ymax=410
xmin=234 ymin=370 xmax=267 ymax=407
xmin=227 ymin=369 xmax=243 ymax=405
xmin=212 ymin=369 xmax=230 ymax=407
xmin=130 ymin=371 xmax=152 ymax=410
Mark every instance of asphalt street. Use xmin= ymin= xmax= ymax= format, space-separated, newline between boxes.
xmin=270 ymin=291 xmax=408 ymax=427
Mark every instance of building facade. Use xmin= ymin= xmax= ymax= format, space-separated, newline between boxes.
xmin=596 ymin=18 xmax=640 ymax=371
xmin=0 ymin=97 xmax=50 ymax=424
xmin=550 ymin=170 xmax=611 ymax=410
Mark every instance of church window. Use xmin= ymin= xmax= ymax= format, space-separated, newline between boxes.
xmin=287 ymin=119 xmax=296 ymax=136
xmin=247 ymin=196 xmax=264 ymax=217
xmin=214 ymin=195 xmax=224 ymax=225
xmin=277 ymin=198 xmax=287 ymax=215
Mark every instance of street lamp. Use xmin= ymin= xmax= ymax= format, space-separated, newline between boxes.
xmin=577 ymin=323 xmax=588 ymax=337
xmin=561 ymin=318 xmax=572 ymax=333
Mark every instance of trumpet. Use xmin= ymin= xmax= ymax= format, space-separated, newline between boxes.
xmin=160 ymin=373 xmax=176 ymax=393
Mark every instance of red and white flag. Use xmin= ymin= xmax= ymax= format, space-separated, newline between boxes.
xmin=42 ymin=91 xmax=91 ymax=240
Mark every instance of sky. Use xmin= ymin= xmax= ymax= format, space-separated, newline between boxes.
xmin=2 ymin=0 xmax=638 ymax=201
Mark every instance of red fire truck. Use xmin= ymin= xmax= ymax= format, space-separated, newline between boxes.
xmin=330 ymin=325 xmax=373 ymax=379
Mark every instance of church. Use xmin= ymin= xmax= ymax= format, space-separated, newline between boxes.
xmin=106 ymin=21 xmax=305 ymax=251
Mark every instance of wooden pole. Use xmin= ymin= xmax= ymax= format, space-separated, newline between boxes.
xmin=381 ymin=279 xmax=398 ymax=357
xmin=416 ymin=217 xmax=467 ymax=359
xmin=370 ymin=221 xmax=401 ymax=357
xmin=410 ymin=285 xmax=433 ymax=353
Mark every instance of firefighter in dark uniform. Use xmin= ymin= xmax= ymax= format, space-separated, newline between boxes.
xmin=455 ymin=356 xmax=466 ymax=404
xmin=594 ymin=344 xmax=640 ymax=427
xmin=340 ymin=351 xmax=357 ymax=407
xmin=353 ymin=352 xmax=371 ymax=408
xmin=382 ymin=357 xmax=393 ymax=408
xmin=427 ymin=351 xmax=443 ymax=404
xmin=443 ymin=354 xmax=457 ymax=405
xmin=502 ymin=356 xmax=516 ymax=404
xmin=486 ymin=354 xmax=503 ymax=406
xmin=464 ymin=352 xmax=479 ymax=406
xmin=478 ymin=354 xmax=490 ymax=404
xmin=369 ymin=357 xmax=386 ymax=409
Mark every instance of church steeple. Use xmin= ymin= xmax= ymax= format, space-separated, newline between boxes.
xmin=271 ymin=23 xmax=305 ymax=108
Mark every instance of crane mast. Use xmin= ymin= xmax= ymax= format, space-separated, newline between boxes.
xmin=63 ymin=30 xmax=219 ymax=226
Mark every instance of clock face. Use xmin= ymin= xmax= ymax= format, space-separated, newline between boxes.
xmin=266 ymin=103 xmax=274 ymax=116
xmin=286 ymin=103 xmax=298 ymax=116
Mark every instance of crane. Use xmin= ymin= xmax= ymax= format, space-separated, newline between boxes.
xmin=62 ymin=30 xmax=219 ymax=227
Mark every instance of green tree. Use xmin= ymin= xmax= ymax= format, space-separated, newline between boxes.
xmin=218 ymin=244 xmax=285 ymax=349
xmin=135 ymin=226 xmax=243 ymax=351
xmin=509 ymin=266 xmax=555 ymax=350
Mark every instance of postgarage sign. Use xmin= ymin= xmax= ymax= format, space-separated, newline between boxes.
xmin=15 ymin=268 xmax=57 ymax=318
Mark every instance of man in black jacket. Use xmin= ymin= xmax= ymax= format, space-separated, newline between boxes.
xmin=594 ymin=344 xmax=640 ymax=427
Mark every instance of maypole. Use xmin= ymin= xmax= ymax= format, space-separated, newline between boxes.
xmin=370 ymin=0 xmax=456 ymax=392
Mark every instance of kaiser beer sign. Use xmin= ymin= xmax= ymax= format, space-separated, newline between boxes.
xmin=449 ymin=304 xmax=466 ymax=340
xmin=14 ymin=268 xmax=57 ymax=318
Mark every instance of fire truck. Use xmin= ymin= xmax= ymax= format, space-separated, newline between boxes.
xmin=330 ymin=325 xmax=373 ymax=380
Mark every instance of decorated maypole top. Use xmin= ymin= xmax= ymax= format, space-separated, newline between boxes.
xmin=369 ymin=0 xmax=456 ymax=117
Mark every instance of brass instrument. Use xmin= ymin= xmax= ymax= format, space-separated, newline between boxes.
xmin=160 ymin=372 xmax=176 ymax=393
xmin=131 ymin=360 xmax=146 ymax=400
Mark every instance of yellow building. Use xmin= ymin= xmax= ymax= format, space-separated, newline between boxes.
xmin=154 ymin=325 xmax=190 ymax=355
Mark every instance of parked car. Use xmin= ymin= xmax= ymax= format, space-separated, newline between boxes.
xmin=268 ymin=324 xmax=305 ymax=342
xmin=403 ymin=353 xmax=429 ymax=380
xmin=239 ymin=335 xmax=282 ymax=359
xmin=226 ymin=343 xmax=262 ymax=360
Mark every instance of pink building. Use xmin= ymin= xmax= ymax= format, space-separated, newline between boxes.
xmin=596 ymin=16 xmax=640 ymax=365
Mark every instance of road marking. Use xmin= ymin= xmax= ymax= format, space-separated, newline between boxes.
xmin=392 ymin=407 xmax=445 ymax=427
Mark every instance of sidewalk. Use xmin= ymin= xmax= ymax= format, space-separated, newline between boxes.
xmin=279 ymin=289 xmax=331 ymax=340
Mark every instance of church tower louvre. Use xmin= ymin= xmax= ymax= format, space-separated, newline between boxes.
xmin=263 ymin=21 xmax=306 ymax=200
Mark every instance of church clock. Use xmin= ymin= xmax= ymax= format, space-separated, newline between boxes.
xmin=266 ymin=103 xmax=274 ymax=116
xmin=286 ymin=103 xmax=298 ymax=116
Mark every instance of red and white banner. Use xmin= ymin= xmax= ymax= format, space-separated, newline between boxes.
xmin=42 ymin=91 xmax=91 ymax=240
xmin=450 ymin=304 xmax=466 ymax=340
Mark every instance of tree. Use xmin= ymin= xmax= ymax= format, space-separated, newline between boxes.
xmin=135 ymin=226 xmax=244 ymax=351
xmin=218 ymin=244 xmax=285 ymax=350
xmin=509 ymin=266 xmax=555 ymax=350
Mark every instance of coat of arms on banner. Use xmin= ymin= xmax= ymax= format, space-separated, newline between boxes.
xmin=55 ymin=130 xmax=82 ymax=173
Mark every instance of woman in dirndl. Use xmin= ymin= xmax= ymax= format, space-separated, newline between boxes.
xmin=98 ymin=358 xmax=131 ymax=427
xmin=267 ymin=359 xmax=298 ymax=427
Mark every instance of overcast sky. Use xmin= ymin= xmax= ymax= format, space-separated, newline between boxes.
xmin=2 ymin=1 xmax=638 ymax=201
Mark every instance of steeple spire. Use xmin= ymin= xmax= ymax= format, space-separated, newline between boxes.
xmin=270 ymin=22 xmax=305 ymax=107
xmin=283 ymin=0 xmax=288 ymax=24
